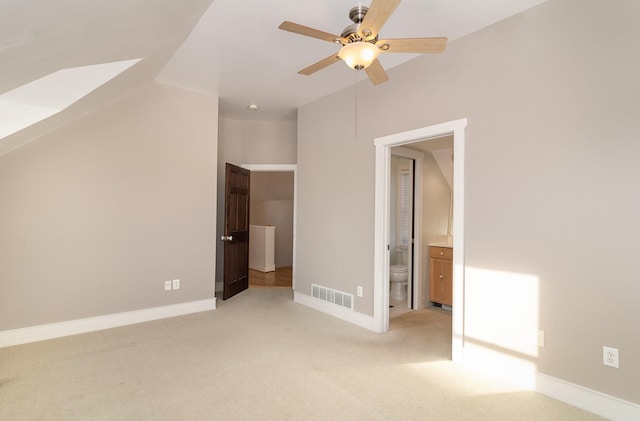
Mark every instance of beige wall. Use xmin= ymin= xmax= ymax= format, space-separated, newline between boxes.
xmin=0 ymin=82 xmax=219 ymax=330
xmin=250 ymin=172 xmax=294 ymax=268
xmin=216 ymin=118 xmax=297 ymax=289
xmin=296 ymin=0 xmax=640 ymax=404
xmin=421 ymin=150 xmax=453 ymax=245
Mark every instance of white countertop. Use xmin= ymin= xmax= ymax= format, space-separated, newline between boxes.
xmin=429 ymin=242 xmax=453 ymax=248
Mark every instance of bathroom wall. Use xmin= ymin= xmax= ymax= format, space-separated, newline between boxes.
xmin=421 ymin=146 xmax=453 ymax=245
xmin=250 ymin=171 xmax=294 ymax=268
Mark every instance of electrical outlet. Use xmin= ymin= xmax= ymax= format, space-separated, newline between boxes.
xmin=172 ymin=279 xmax=180 ymax=290
xmin=538 ymin=330 xmax=545 ymax=348
xmin=603 ymin=346 xmax=619 ymax=368
xmin=357 ymin=286 xmax=363 ymax=297
xmin=164 ymin=280 xmax=172 ymax=291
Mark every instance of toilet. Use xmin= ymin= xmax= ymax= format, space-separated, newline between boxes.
xmin=389 ymin=265 xmax=408 ymax=301
xmin=389 ymin=246 xmax=409 ymax=301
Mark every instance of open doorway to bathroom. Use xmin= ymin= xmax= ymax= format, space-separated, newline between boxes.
xmin=389 ymin=153 xmax=415 ymax=315
xmin=389 ymin=137 xmax=454 ymax=319
xmin=374 ymin=118 xmax=466 ymax=361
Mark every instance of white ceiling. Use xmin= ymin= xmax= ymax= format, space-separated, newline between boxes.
xmin=0 ymin=0 xmax=212 ymax=155
xmin=0 ymin=0 xmax=549 ymax=151
xmin=158 ymin=0 xmax=549 ymax=121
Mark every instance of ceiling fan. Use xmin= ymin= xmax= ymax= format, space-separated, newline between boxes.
xmin=278 ymin=0 xmax=447 ymax=85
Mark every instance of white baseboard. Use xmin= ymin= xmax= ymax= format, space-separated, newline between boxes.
xmin=462 ymin=347 xmax=640 ymax=421
xmin=293 ymin=291 xmax=376 ymax=332
xmin=0 ymin=298 xmax=216 ymax=348
xmin=535 ymin=372 xmax=640 ymax=421
xmin=249 ymin=265 xmax=275 ymax=272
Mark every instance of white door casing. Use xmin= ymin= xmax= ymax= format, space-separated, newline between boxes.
xmin=373 ymin=118 xmax=467 ymax=363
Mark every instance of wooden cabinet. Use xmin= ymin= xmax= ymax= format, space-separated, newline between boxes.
xmin=429 ymin=246 xmax=452 ymax=306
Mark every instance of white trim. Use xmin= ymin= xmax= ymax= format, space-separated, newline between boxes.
xmin=373 ymin=118 xmax=467 ymax=357
xmin=536 ymin=372 xmax=640 ymax=421
xmin=241 ymin=164 xmax=297 ymax=172
xmin=373 ymin=142 xmax=391 ymax=333
xmin=451 ymin=124 xmax=466 ymax=363
xmin=0 ymin=299 xmax=216 ymax=348
xmin=293 ymin=291 xmax=376 ymax=331
xmin=390 ymin=147 xmax=424 ymax=311
xmin=464 ymin=349 xmax=640 ymax=421
xmin=241 ymin=164 xmax=297 ymax=291
xmin=252 ymin=264 xmax=276 ymax=273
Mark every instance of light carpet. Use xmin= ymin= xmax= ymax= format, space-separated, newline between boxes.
xmin=0 ymin=288 xmax=603 ymax=420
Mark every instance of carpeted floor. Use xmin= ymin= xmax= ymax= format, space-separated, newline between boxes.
xmin=0 ymin=288 xmax=603 ymax=420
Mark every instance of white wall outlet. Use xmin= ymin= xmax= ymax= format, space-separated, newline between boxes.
xmin=164 ymin=280 xmax=172 ymax=291
xmin=357 ymin=286 xmax=363 ymax=297
xmin=538 ymin=330 xmax=545 ymax=348
xmin=172 ymin=279 xmax=180 ymax=290
xmin=603 ymin=346 xmax=619 ymax=368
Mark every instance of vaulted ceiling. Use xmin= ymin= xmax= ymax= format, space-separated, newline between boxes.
xmin=1 ymin=0 xmax=548 ymax=154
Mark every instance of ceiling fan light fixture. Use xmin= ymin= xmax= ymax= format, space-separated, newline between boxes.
xmin=339 ymin=41 xmax=380 ymax=70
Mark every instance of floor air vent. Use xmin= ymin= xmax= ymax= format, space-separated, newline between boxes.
xmin=311 ymin=284 xmax=353 ymax=310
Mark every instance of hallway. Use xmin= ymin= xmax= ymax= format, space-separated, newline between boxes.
xmin=248 ymin=266 xmax=292 ymax=288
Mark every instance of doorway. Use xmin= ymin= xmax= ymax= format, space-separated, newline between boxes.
xmin=373 ymin=118 xmax=467 ymax=363
xmin=388 ymin=150 xmax=419 ymax=315
xmin=241 ymin=164 xmax=297 ymax=291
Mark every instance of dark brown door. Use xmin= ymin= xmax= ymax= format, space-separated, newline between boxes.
xmin=222 ymin=163 xmax=250 ymax=300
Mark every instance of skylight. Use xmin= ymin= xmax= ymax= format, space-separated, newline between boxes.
xmin=0 ymin=58 xmax=142 ymax=141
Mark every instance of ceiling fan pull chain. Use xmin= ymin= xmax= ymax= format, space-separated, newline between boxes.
xmin=355 ymin=69 xmax=360 ymax=142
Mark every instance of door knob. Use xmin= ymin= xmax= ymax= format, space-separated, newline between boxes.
xmin=220 ymin=235 xmax=233 ymax=242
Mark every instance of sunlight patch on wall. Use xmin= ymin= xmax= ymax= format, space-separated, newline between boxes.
xmin=463 ymin=267 xmax=540 ymax=389
xmin=0 ymin=58 xmax=142 ymax=141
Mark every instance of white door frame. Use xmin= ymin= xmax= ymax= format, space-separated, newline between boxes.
xmin=390 ymin=147 xmax=424 ymax=310
xmin=241 ymin=164 xmax=297 ymax=291
xmin=373 ymin=119 xmax=467 ymax=363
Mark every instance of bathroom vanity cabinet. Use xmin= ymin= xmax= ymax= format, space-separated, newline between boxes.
xmin=429 ymin=246 xmax=452 ymax=306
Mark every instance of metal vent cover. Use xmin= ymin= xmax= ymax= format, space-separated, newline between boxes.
xmin=311 ymin=284 xmax=353 ymax=310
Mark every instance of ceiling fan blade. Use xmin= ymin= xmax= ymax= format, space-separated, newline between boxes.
xmin=359 ymin=0 xmax=401 ymax=40
xmin=365 ymin=59 xmax=389 ymax=85
xmin=298 ymin=54 xmax=342 ymax=75
xmin=279 ymin=21 xmax=346 ymax=44
xmin=377 ymin=37 xmax=448 ymax=53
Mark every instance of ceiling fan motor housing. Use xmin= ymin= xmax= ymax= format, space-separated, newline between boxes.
xmin=341 ymin=6 xmax=377 ymax=44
